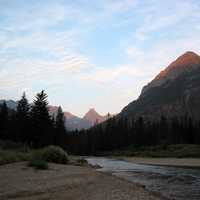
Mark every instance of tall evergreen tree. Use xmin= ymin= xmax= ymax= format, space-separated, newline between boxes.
xmin=55 ymin=106 xmax=67 ymax=147
xmin=16 ymin=92 xmax=30 ymax=143
xmin=0 ymin=101 xmax=8 ymax=139
xmin=30 ymin=90 xmax=53 ymax=147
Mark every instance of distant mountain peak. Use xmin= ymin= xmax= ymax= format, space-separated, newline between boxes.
xmin=64 ymin=112 xmax=73 ymax=119
xmin=84 ymin=108 xmax=101 ymax=118
xmin=122 ymin=51 xmax=200 ymax=120
xmin=169 ymin=51 xmax=200 ymax=68
xmin=88 ymin=108 xmax=94 ymax=111
xmin=83 ymin=108 xmax=105 ymax=125
xmin=156 ymin=51 xmax=200 ymax=80
xmin=0 ymin=99 xmax=17 ymax=110
xmin=86 ymin=108 xmax=98 ymax=114
xmin=141 ymin=51 xmax=200 ymax=96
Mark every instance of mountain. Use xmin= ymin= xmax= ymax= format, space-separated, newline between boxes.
xmin=48 ymin=106 xmax=111 ymax=130
xmin=65 ymin=114 xmax=92 ymax=131
xmin=83 ymin=108 xmax=106 ymax=125
xmin=0 ymin=102 xmax=112 ymax=131
xmin=48 ymin=105 xmax=92 ymax=130
xmin=48 ymin=105 xmax=59 ymax=117
xmin=0 ymin=100 xmax=18 ymax=110
xmin=121 ymin=51 xmax=200 ymax=120
xmin=63 ymin=111 xmax=91 ymax=131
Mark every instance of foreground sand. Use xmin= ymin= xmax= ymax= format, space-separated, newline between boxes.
xmin=121 ymin=157 xmax=200 ymax=168
xmin=0 ymin=162 xmax=163 ymax=200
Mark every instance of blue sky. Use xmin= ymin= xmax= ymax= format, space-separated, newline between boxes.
xmin=0 ymin=0 xmax=200 ymax=116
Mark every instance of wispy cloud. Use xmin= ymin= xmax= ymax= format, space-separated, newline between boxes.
xmin=134 ymin=1 xmax=199 ymax=40
xmin=0 ymin=0 xmax=200 ymax=115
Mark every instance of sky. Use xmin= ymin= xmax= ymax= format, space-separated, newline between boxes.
xmin=0 ymin=0 xmax=200 ymax=117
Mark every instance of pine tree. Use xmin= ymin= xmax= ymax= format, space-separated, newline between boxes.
xmin=55 ymin=106 xmax=66 ymax=147
xmin=30 ymin=90 xmax=53 ymax=147
xmin=135 ymin=117 xmax=145 ymax=146
xmin=16 ymin=92 xmax=30 ymax=143
xmin=0 ymin=101 xmax=8 ymax=139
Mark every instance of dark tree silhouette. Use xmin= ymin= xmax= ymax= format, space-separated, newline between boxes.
xmin=0 ymin=101 xmax=8 ymax=139
xmin=55 ymin=106 xmax=67 ymax=147
xmin=30 ymin=90 xmax=53 ymax=147
xmin=1 ymin=90 xmax=200 ymax=155
xmin=16 ymin=92 xmax=30 ymax=143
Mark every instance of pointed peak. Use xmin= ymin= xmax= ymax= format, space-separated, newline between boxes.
xmin=169 ymin=51 xmax=200 ymax=68
xmin=83 ymin=108 xmax=104 ymax=124
xmin=88 ymin=108 xmax=97 ymax=113
xmin=84 ymin=108 xmax=99 ymax=117
xmin=141 ymin=51 xmax=200 ymax=96
xmin=155 ymin=51 xmax=200 ymax=80
xmin=181 ymin=51 xmax=199 ymax=57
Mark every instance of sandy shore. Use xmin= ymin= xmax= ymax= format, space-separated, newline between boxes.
xmin=121 ymin=157 xmax=200 ymax=168
xmin=0 ymin=162 xmax=163 ymax=200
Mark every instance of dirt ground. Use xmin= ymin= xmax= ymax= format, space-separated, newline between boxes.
xmin=0 ymin=162 xmax=163 ymax=200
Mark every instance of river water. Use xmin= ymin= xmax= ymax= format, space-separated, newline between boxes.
xmin=87 ymin=157 xmax=200 ymax=200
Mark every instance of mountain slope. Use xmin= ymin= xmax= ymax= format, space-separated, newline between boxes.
xmin=0 ymin=100 xmax=18 ymax=110
xmin=83 ymin=108 xmax=105 ymax=125
xmin=65 ymin=115 xmax=92 ymax=131
xmin=48 ymin=106 xmax=92 ymax=130
xmin=121 ymin=51 xmax=200 ymax=120
xmin=1 ymin=102 xmax=112 ymax=131
xmin=48 ymin=106 xmax=112 ymax=130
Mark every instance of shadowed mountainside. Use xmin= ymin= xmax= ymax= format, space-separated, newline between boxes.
xmin=121 ymin=51 xmax=200 ymax=120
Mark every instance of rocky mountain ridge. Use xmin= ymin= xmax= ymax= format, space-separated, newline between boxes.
xmin=49 ymin=106 xmax=112 ymax=130
xmin=122 ymin=51 xmax=200 ymax=120
xmin=0 ymin=100 xmax=112 ymax=130
xmin=141 ymin=51 xmax=200 ymax=97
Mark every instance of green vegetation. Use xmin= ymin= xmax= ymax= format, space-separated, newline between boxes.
xmin=108 ymin=144 xmax=200 ymax=158
xmin=1 ymin=90 xmax=200 ymax=157
xmin=0 ymin=143 xmax=69 ymax=169
xmin=75 ymin=158 xmax=88 ymax=166
xmin=28 ymin=159 xmax=48 ymax=170
xmin=0 ymin=91 xmax=67 ymax=150
xmin=0 ymin=140 xmax=30 ymax=165
xmin=0 ymin=150 xmax=30 ymax=165
xmin=33 ymin=145 xmax=69 ymax=164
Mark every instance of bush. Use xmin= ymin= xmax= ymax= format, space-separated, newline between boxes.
xmin=75 ymin=158 xmax=88 ymax=166
xmin=27 ymin=146 xmax=68 ymax=170
xmin=42 ymin=146 xmax=69 ymax=164
xmin=0 ymin=150 xmax=30 ymax=165
xmin=28 ymin=159 xmax=48 ymax=170
xmin=34 ymin=146 xmax=69 ymax=164
xmin=0 ymin=145 xmax=69 ymax=166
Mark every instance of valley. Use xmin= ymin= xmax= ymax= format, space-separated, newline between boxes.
xmin=1 ymin=1 xmax=200 ymax=199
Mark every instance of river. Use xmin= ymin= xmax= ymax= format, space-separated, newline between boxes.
xmin=87 ymin=157 xmax=200 ymax=200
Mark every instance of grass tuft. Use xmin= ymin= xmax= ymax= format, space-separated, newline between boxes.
xmin=28 ymin=159 xmax=48 ymax=170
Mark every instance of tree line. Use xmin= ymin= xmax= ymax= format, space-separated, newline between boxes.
xmin=0 ymin=91 xmax=200 ymax=155
xmin=0 ymin=91 xmax=67 ymax=149
xmin=67 ymin=115 xmax=200 ymax=155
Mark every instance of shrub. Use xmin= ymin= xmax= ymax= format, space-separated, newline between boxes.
xmin=28 ymin=159 xmax=48 ymax=170
xmin=75 ymin=158 xmax=87 ymax=166
xmin=0 ymin=150 xmax=30 ymax=165
xmin=39 ymin=146 xmax=69 ymax=164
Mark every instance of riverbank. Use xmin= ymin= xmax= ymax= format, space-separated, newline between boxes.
xmin=87 ymin=157 xmax=200 ymax=200
xmin=0 ymin=162 xmax=163 ymax=200
xmin=119 ymin=157 xmax=200 ymax=168
xmin=103 ymin=144 xmax=200 ymax=158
